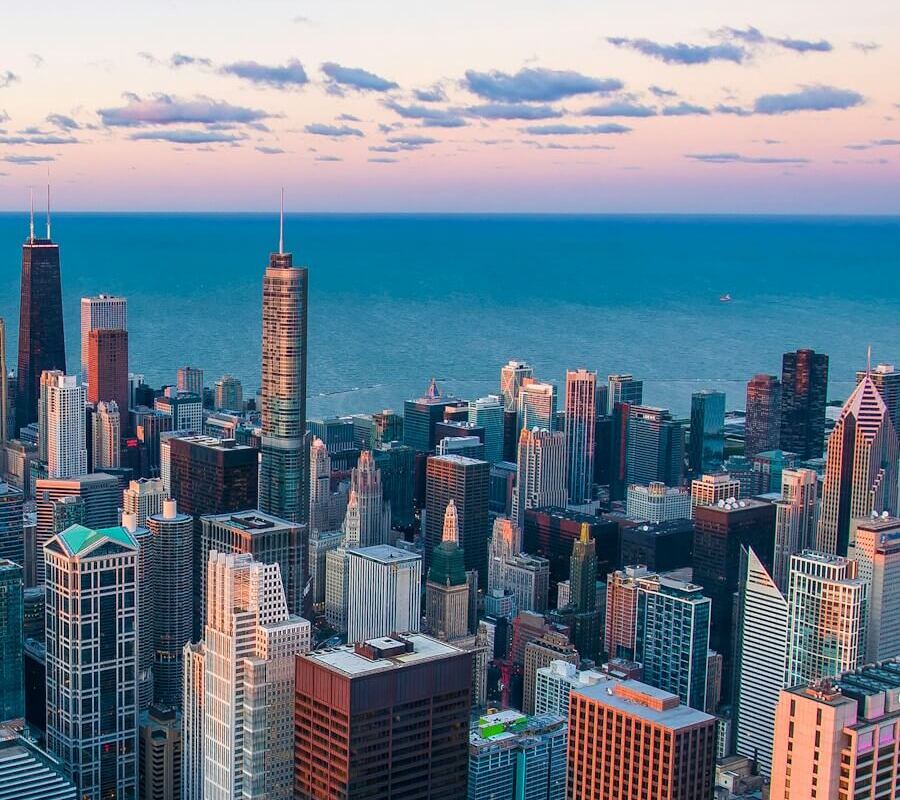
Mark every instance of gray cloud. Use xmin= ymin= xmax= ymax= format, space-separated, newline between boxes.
xmin=386 ymin=134 xmax=439 ymax=149
xmin=714 ymin=103 xmax=752 ymax=116
xmin=719 ymin=26 xmax=832 ymax=54
xmin=26 ymin=134 xmax=78 ymax=144
xmin=464 ymin=103 xmax=563 ymax=120
xmin=29 ymin=54 xmax=44 ymax=68
xmin=130 ymin=129 xmax=244 ymax=144
xmin=844 ymin=138 xmax=900 ymax=150
xmin=368 ymin=157 xmax=399 ymax=163
xmin=99 ymin=94 xmax=272 ymax=126
xmin=607 ymin=37 xmax=746 ymax=65
xmin=0 ymin=135 xmax=26 ymax=144
xmin=413 ymin=85 xmax=447 ymax=102
xmin=221 ymin=59 xmax=309 ymax=89
xmin=524 ymin=140 xmax=615 ymax=151
xmin=521 ymin=123 xmax=632 ymax=136
xmin=171 ymin=53 xmax=212 ymax=68
xmin=753 ymin=85 xmax=864 ymax=114
xmin=321 ymin=62 xmax=398 ymax=92
xmin=3 ymin=154 xmax=55 ymax=164
xmin=852 ymin=42 xmax=880 ymax=54
xmin=463 ymin=67 xmax=622 ymax=102
xmin=649 ymin=85 xmax=679 ymax=98
xmin=315 ymin=155 xmax=343 ymax=162
xmin=0 ymin=109 xmax=9 ymax=123
xmin=337 ymin=113 xmax=361 ymax=122
xmin=0 ymin=71 xmax=19 ymax=88
xmin=305 ymin=123 xmax=364 ymax=137
xmin=255 ymin=146 xmax=285 ymax=154
xmin=582 ymin=101 xmax=656 ymax=117
xmin=382 ymin=100 xmax=467 ymax=128
xmin=46 ymin=113 xmax=80 ymax=130
xmin=685 ymin=151 xmax=810 ymax=164
xmin=662 ymin=101 xmax=711 ymax=116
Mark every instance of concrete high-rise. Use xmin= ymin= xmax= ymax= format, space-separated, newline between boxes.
xmin=817 ymin=371 xmax=898 ymax=555
xmin=44 ymin=523 xmax=139 ymax=800
xmin=425 ymin=500 xmax=469 ymax=640
xmin=780 ymin=348 xmax=829 ymax=459
xmin=154 ymin=389 xmax=202 ymax=435
xmin=122 ymin=477 xmax=168 ymax=527
xmin=176 ymin=366 xmax=203 ymax=396
xmin=342 ymin=449 xmax=391 ymax=547
xmin=80 ymin=295 xmax=126 ymax=385
xmin=258 ymin=209 xmax=309 ymax=525
xmin=138 ymin=704 xmax=181 ymax=800
xmin=90 ymin=400 xmax=120 ymax=471
xmin=42 ymin=373 xmax=87 ymax=479
xmin=626 ymin=481 xmax=691 ymax=522
xmin=772 ymin=468 xmax=819 ymax=589
xmin=213 ymin=374 xmax=242 ymax=411
xmin=604 ymin=565 xmax=654 ymax=661
xmin=688 ymin=389 xmax=725 ymax=474
xmin=86 ymin=328 xmax=129 ymax=422
xmin=851 ymin=515 xmax=900 ymax=664
xmin=523 ymin=630 xmax=579 ymax=715
xmin=346 ymin=544 xmax=421 ymax=643
xmin=690 ymin=472 xmax=741 ymax=507
xmin=309 ymin=436 xmax=348 ymax=533
xmin=744 ymin=374 xmax=781 ymax=457
xmin=564 ymin=369 xmax=596 ymax=504
xmin=468 ymin=394 xmax=504 ymax=464
xmin=626 ymin=405 xmax=684 ymax=487
xmin=512 ymin=427 xmax=566 ymax=531
xmin=517 ymin=379 xmax=557 ymax=433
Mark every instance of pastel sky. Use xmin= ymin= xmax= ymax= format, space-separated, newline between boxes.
xmin=1 ymin=0 xmax=899 ymax=213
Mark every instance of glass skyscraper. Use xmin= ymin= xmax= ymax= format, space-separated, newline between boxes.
xmin=780 ymin=348 xmax=829 ymax=459
xmin=688 ymin=389 xmax=725 ymax=474
xmin=0 ymin=559 xmax=24 ymax=724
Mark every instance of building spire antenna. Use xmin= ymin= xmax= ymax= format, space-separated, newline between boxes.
xmin=46 ymin=167 xmax=51 ymax=240
xmin=279 ymin=187 xmax=284 ymax=255
xmin=867 ymin=345 xmax=872 ymax=376
xmin=29 ymin=187 xmax=34 ymax=242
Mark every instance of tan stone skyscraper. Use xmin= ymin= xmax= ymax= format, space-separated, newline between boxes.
xmin=425 ymin=500 xmax=469 ymax=640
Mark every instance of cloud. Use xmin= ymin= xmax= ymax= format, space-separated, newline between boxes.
xmin=413 ymin=85 xmax=447 ymax=102
xmin=719 ymin=26 xmax=832 ymax=54
xmin=221 ymin=59 xmax=309 ymax=89
xmin=0 ymin=71 xmax=19 ymax=88
xmin=649 ymin=85 xmax=679 ymax=98
xmin=753 ymin=85 xmax=864 ymax=114
xmin=852 ymin=42 xmax=880 ymax=54
xmin=337 ymin=113 xmax=361 ymax=122
xmin=845 ymin=138 xmax=900 ymax=150
xmin=304 ymin=123 xmax=364 ymax=137
xmin=582 ymin=101 xmax=656 ymax=117
xmin=607 ymin=37 xmax=746 ymax=65
xmin=321 ymin=62 xmax=398 ymax=92
xmin=0 ymin=110 xmax=9 ymax=123
xmin=26 ymin=134 xmax=78 ymax=144
xmin=255 ymin=145 xmax=285 ymax=154
xmin=714 ymin=103 xmax=752 ymax=116
xmin=315 ymin=155 xmax=342 ymax=162
xmin=29 ymin=54 xmax=44 ymax=68
xmin=662 ymin=101 xmax=710 ymax=116
xmin=98 ymin=94 xmax=272 ymax=126
xmin=464 ymin=103 xmax=563 ymax=120
xmin=524 ymin=140 xmax=615 ymax=151
xmin=386 ymin=134 xmax=439 ymax=149
xmin=137 ymin=51 xmax=159 ymax=65
xmin=0 ymin=135 xmax=26 ymax=144
xmin=772 ymin=36 xmax=832 ymax=53
xmin=46 ymin=113 xmax=80 ymax=130
xmin=685 ymin=151 xmax=810 ymax=164
xmin=129 ymin=129 xmax=244 ymax=144
xmin=463 ymin=67 xmax=622 ymax=102
xmin=521 ymin=123 xmax=632 ymax=136
xmin=382 ymin=100 xmax=467 ymax=128
xmin=368 ymin=157 xmax=399 ymax=163
xmin=3 ymin=154 xmax=55 ymax=164
xmin=170 ymin=52 xmax=212 ymax=68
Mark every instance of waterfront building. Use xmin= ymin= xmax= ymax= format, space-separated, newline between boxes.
xmin=517 ymin=379 xmax=557 ymax=434
xmin=176 ymin=366 xmax=203 ymax=396
xmin=689 ymin=389 xmax=725 ymax=474
xmin=744 ymin=373 xmax=782 ymax=457
xmin=468 ymin=394 xmax=504 ymax=464
xmin=80 ymin=294 xmax=126 ymax=385
xmin=780 ymin=348 xmax=829 ymax=459
xmin=403 ymin=378 xmax=453 ymax=452
xmin=625 ymin=405 xmax=684 ymax=487
xmin=154 ymin=390 xmax=203 ymax=435
xmin=500 ymin=360 xmax=533 ymax=412
xmin=213 ymin=374 xmax=242 ymax=411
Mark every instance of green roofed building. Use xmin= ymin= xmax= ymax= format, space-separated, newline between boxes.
xmin=426 ymin=500 xmax=469 ymax=640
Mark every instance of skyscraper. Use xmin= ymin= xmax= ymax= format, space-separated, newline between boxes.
xmin=90 ymin=400 xmax=120 ymax=471
xmin=0 ymin=318 xmax=8 ymax=445
xmin=176 ymin=366 xmax=203 ymax=396
xmin=154 ymin=390 xmax=202 ymax=435
xmin=817 ymin=371 xmax=899 ymax=555
xmin=744 ymin=374 xmax=781 ymax=457
xmin=569 ymin=522 xmax=597 ymax=613
xmin=625 ymin=481 xmax=691 ymax=522
xmin=851 ymin=515 xmax=900 ymax=664
xmin=0 ymin=560 xmax=24 ymax=725
xmin=308 ymin=436 xmax=348 ymax=533
xmin=688 ymin=389 xmax=725 ymax=474
xmin=122 ymin=477 xmax=168 ymax=527
xmin=772 ymin=468 xmax=819 ymax=589
xmin=468 ymin=394 xmax=504 ymax=464
xmin=0 ymin=482 xmax=24 ymax=565
xmin=80 ymin=295 xmax=126 ymax=385
xmin=213 ymin=374 xmax=242 ymax=411
xmin=16 ymin=206 xmax=66 ymax=435
xmin=517 ymin=379 xmax=557 ymax=433
xmin=138 ymin=705 xmax=181 ymax=800
xmin=403 ymin=378 xmax=453 ymax=452
xmin=607 ymin=373 xmax=642 ymax=415
xmin=625 ymin=405 xmax=684 ymax=487
xmin=258 ymin=199 xmax=309 ymax=524
xmin=523 ymin=630 xmax=579 ymax=715
xmin=42 ymin=373 xmax=87 ymax=479
xmin=87 ymin=328 xmax=129 ymax=422
xmin=341 ymin=449 xmax=391 ymax=547
xmin=425 ymin=500 xmax=469 ymax=640
xmin=500 ymin=360 xmax=533 ymax=412
xmin=512 ymin=427 xmax=567 ymax=531
xmin=780 ymin=348 xmax=829 ymax=459
xmin=856 ymin=362 xmax=900 ymax=437
xmin=44 ymin=523 xmax=139 ymax=800
xmin=564 ymin=369 xmax=596 ymax=503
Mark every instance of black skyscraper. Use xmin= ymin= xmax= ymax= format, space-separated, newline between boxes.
xmin=16 ymin=212 xmax=65 ymax=436
xmin=780 ymin=348 xmax=829 ymax=459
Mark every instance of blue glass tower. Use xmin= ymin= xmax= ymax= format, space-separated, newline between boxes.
xmin=0 ymin=559 xmax=24 ymax=724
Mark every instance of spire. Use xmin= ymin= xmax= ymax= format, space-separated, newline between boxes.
xmin=442 ymin=499 xmax=459 ymax=544
xmin=579 ymin=521 xmax=590 ymax=544
xmin=29 ymin=187 xmax=34 ymax=242
xmin=46 ymin=168 xmax=51 ymax=240
xmin=867 ymin=345 xmax=872 ymax=376
xmin=426 ymin=376 xmax=442 ymax=401
xmin=279 ymin=187 xmax=284 ymax=255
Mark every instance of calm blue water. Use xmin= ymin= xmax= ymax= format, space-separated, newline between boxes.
xmin=1 ymin=213 xmax=898 ymax=418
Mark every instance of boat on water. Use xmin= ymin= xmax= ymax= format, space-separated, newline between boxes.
xmin=719 ymin=293 xmax=732 ymax=303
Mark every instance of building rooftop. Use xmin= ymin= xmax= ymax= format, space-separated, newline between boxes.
xmin=470 ymin=710 xmax=566 ymax=749
xmin=56 ymin=524 xmax=137 ymax=557
xmin=573 ymin=679 xmax=715 ymax=730
xmin=429 ymin=453 xmax=486 ymax=467
xmin=350 ymin=544 xmax=422 ymax=565
xmin=170 ymin=434 xmax=252 ymax=452
xmin=201 ymin=509 xmax=300 ymax=532
xmin=305 ymin=634 xmax=462 ymax=677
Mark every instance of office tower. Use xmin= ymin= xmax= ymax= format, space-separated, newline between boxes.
xmin=570 ymin=522 xmax=596 ymax=612
xmin=87 ymin=328 xmax=129 ymax=419
xmin=124 ymin=514 xmax=155 ymax=711
xmin=626 ymin=481 xmax=691 ymax=522
xmin=523 ymin=631 xmax=579 ymax=715
xmin=308 ymin=436 xmax=333 ymax=532
xmin=0 ymin=561 xmax=24 ymax=725
xmin=425 ymin=454 xmax=489 ymax=584
xmin=690 ymin=472 xmax=741 ymax=507
xmin=176 ymin=366 xmax=203 ymax=396
xmin=636 ymin=577 xmax=710 ymax=710
xmin=41 ymin=373 xmax=87 ymax=479
xmin=138 ymin=705 xmax=181 ymax=800
xmin=308 ymin=527 xmax=343 ymax=608
xmin=146 ymin=500 xmax=193 ymax=707
xmin=500 ymin=360 xmax=533 ymax=412
xmin=16 ymin=209 xmax=66 ymax=435
xmin=858 ymin=362 xmax=900 ymax=435
xmin=626 ymin=405 xmax=684 ymax=487
xmin=181 ymin=642 xmax=204 ymax=800
xmin=564 ymin=369 xmax=596 ymax=503
xmin=512 ymin=427 xmax=566 ymax=531
xmin=342 ymin=449 xmax=391 ymax=547
xmin=851 ymin=515 xmax=900 ymax=663
xmin=34 ymin=474 xmax=119 ymax=585
xmin=785 ymin=550 xmax=867 ymax=685
xmin=771 ymin=666 xmax=900 ymax=800
xmin=0 ymin=730 xmax=78 ymax=800
xmin=373 ymin=441 xmax=415 ymax=528
xmin=619 ymin=518 xmax=693 ymax=573
xmin=535 ymin=660 xmax=604 ymax=716
xmin=780 ymin=348 xmax=829 ymax=458
xmin=568 ymin=679 xmax=715 ymax=800
xmin=372 ymin=409 xmax=403 ymax=445
xmin=135 ymin=408 xmax=173 ymax=473
xmin=324 ymin=545 xmax=352 ymax=633
xmin=605 ymin=565 xmax=653 ymax=660
xmin=80 ymin=295 xmax=126 ymax=384
xmin=295 ymin=634 xmax=471 ymax=799
xmin=692 ymin=498 xmax=775 ymax=685
xmin=200 ymin=510 xmax=305 ymax=619
xmin=213 ymin=374 xmax=242 ymax=411
xmin=688 ymin=389 xmax=725 ymax=474
xmin=752 ymin=447 xmax=797 ymax=492
xmin=817 ymin=372 xmax=899 ymax=555
xmin=0 ymin=482 xmax=24 ymax=564
xmin=44 ymin=523 xmax=139 ymax=800
xmin=122 ymin=477 xmax=167 ymax=527
xmin=154 ymin=390 xmax=203 ymax=433
xmin=468 ymin=394 xmax=504 ymax=464
xmin=732 ymin=547 xmax=787 ymax=775
xmin=744 ymin=374 xmax=781 ymax=457
xmin=772 ymin=468 xmax=819 ymax=589
xmin=468 ymin=711 xmax=567 ymax=800
xmin=185 ymin=552 xmax=310 ymax=800
xmin=308 ymin=417 xmax=357 ymax=469
xmin=402 ymin=378 xmax=452 ymax=452
xmin=436 ymin=431 xmax=484 ymax=460
xmin=607 ymin=373 xmax=643 ymax=415
xmin=426 ymin=500 xmax=469 ymax=640
xmin=0 ymin=319 xmax=7 ymax=444
xmin=488 ymin=516 xmax=517 ymax=588
xmin=516 ymin=379 xmax=557 ymax=433
xmin=502 ymin=552 xmax=551 ymax=613
xmin=346 ymin=544 xmax=422 ymax=643
xmin=90 ymin=400 xmax=120 ymax=470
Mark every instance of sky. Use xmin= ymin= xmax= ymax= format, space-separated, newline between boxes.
xmin=0 ymin=0 xmax=899 ymax=213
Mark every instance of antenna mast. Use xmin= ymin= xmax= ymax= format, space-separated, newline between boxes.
xmin=29 ymin=188 xmax=34 ymax=242
xmin=46 ymin=169 xmax=51 ymax=240
xmin=279 ymin=187 xmax=284 ymax=255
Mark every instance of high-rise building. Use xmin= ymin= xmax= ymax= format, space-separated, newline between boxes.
xmin=517 ymin=379 xmax=557 ymax=433
xmin=500 ymin=360 xmax=534 ymax=413
xmin=535 ymin=660 xmax=604 ymax=717
xmin=690 ymin=472 xmax=741 ymax=507
xmin=626 ymin=405 xmax=684 ymax=487
xmin=523 ymin=630 xmax=579 ymax=715
xmin=771 ymin=666 xmax=900 ymax=800
xmin=512 ymin=427 xmax=566 ymax=531
xmin=567 ymin=679 xmax=716 ymax=800
xmin=625 ymin=481 xmax=691 ymax=523
xmin=564 ymin=369 xmax=596 ymax=503
xmin=425 ymin=500 xmax=469 ymax=640
xmin=124 ymin=513 xmax=155 ymax=711
xmin=184 ymin=551 xmax=310 ymax=800
xmin=851 ymin=515 xmax=900 ymax=664
xmin=308 ymin=436 xmax=346 ymax=533
xmin=372 ymin=441 xmax=415 ymax=528
xmin=372 ymin=409 xmax=403 ymax=445
xmin=772 ymin=468 xmax=819 ymax=589
xmin=154 ymin=390 xmax=203 ymax=434
xmin=44 ymin=523 xmax=139 ymax=800
xmin=294 ymin=634 xmax=471 ymax=799
xmin=688 ymin=389 xmax=725 ymax=474
xmin=570 ymin=522 xmax=596 ymax=613
xmin=0 ymin=319 xmax=8 ymax=445
xmin=403 ymin=377 xmax=452 ymax=453
xmin=0 ymin=482 xmax=24 ymax=565
xmin=780 ymin=348 xmax=829 ymax=459
xmin=122 ymin=477 xmax=168 ymax=527
xmin=146 ymin=500 xmax=193 ymax=707
xmin=425 ymin=453 xmax=489 ymax=585
xmin=785 ymin=550 xmax=867 ymax=686
xmin=0 ymin=560 xmax=24 ymax=725
xmin=213 ymin=374 xmax=242 ymax=411
xmin=745 ymin=374 xmax=782 ymax=457
xmin=176 ymin=366 xmax=203 ymax=396
xmin=636 ymin=576 xmax=710 ymax=710
xmin=732 ymin=546 xmax=788 ymax=775
xmin=181 ymin=642 xmax=204 ymax=800
xmin=347 ymin=544 xmax=422 ymax=643
xmin=80 ymin=295 xmax=126 ymax=385
xmin=342 ymin=449 xmax=391 ymax=548
xmin=468 ymin=710 xmax=567 ymax=800
xmin=87 ymin=328 xmax=129 ymax=423
xmin=138 ymin=704 xmax=181 ymax=800
xmin=857 ymin=362 xmax=900 ymax=435
xmin=502 ymin=552 xmax=550 ymax=614
xmin=41 ymin=373 xmax=87 ymax=479
xmin=817 ymin=371 xmax=899 ymax=555
xmin=488 ymin=516 xmax=519 ymax=591
xmin=16 ymin=212 xmax=66 ymax=435
xmin=468 ymin=394 xmax=504 ymax=464
xmin=0 ymin=728 xmax=78 ymax=800
xmin=308 ymin=527 xmax=343 ymax=608
xmin=607 ymin=373 xmax=643 ymax=415
xmin=90 ymin=400 xmax=120 ymax=471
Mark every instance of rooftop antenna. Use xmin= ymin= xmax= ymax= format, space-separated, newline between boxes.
xmin=867 ymin=345 xmax=872 ymax=376
xmin=279 ymin=187 xmax=284 ymax=255
xmin=46 ymin=167 xmax=51 ymax=240
xmin=29 ymin=187 xmax=34 ymax=242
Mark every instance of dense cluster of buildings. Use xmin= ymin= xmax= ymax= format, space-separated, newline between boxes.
xmin=0 ymin=205 xmax=898 ymax=799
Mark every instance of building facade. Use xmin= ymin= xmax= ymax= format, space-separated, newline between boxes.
xmin=780 ymin=348 xmax=829 ymax=459
xmin=347 ymin=544 xmax=422 ymax=643
xmin=564 ymin=369 xmax=596 ymax=504
xmin=745 ymin=373 xmax=782 ymax=457
xmin=512 ymin=427 xmax=567 ymax=532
